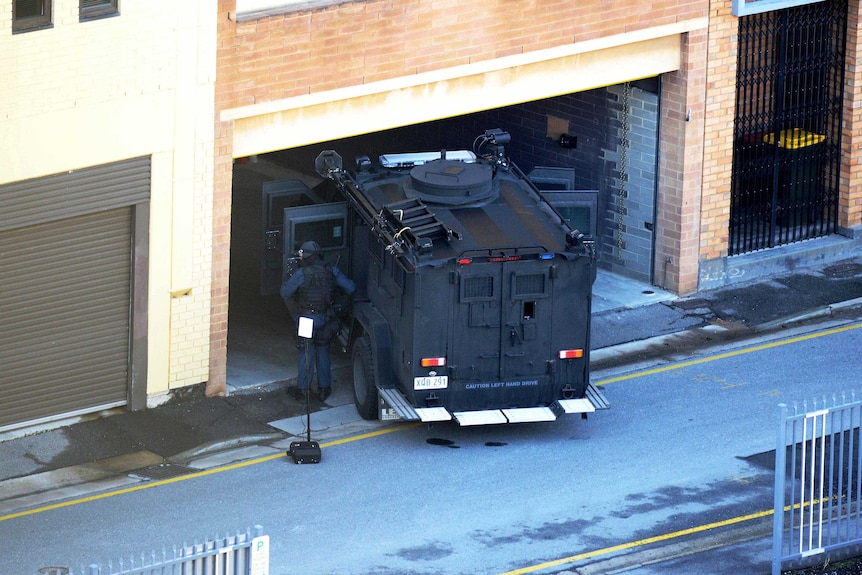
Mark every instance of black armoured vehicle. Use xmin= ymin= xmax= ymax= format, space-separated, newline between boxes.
xmin=272 ymin=129 xmax=607 ymax=426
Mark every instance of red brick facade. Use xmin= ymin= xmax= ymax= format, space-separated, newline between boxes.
xmin=217 ymin=0 xmax=706 ymax=108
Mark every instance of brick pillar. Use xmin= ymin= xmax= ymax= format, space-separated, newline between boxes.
xmin=699 ymin=2 xmax=736 ymax=263
xmin=207 ymin=119 xmax=232 ymax=397
xmin=655 ymin=28 xmax=708 ymax=295
xmin=207 ymin=0 xmax=237 ymax=397
xmin=842 ymin=0 xmax=862 ymax=232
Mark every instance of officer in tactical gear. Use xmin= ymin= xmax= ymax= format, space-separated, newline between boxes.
xmin=280 ymin=240 xmax=356 ymax=402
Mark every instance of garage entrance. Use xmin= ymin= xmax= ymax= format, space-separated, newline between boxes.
xmin=226 ymin=83 xmax=661 ymax=388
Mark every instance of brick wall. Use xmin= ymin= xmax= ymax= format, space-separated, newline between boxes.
xmin=492 ymin=91 xmax=611 ymax=190
xmin=217 ymin=0 xmax=705 ymax=110
xmin=656 ymin=28 xmax=708 ymax=295
xmin=210 ymin=119 xmax=234 ymax=396
xmin=603 ymin=85 xmax=659 ymax=281
xmin=699 ymin=1 xmax=737 ymax=266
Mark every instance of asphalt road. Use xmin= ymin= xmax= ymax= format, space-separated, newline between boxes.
xmin=4 ymin=319 xmax=862 ymax=575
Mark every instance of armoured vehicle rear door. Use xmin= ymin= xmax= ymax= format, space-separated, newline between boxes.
xmin=281 ymin=201 xmax=349 ymax=283
xmin=453 ymin=262 xmax=503 ymax=380
xmin=452 ymin=259 xmax=550 ymax=382
xmin=260 ymin=180 xmax=321 ymax=295
xmin=502 ymin=260 xmax=551 ymax=380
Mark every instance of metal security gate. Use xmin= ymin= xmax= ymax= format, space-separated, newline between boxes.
xmin=772 ymin=397 xmax=862 ymax=575
xmin=730 ymin=0 xmax=847 ymax=255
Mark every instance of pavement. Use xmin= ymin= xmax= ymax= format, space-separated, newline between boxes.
xmin=2 ymin=245 xmax=862 ymax=574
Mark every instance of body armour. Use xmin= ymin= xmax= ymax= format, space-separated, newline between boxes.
xmin=297 ymin=262 xmax=334 ymax=314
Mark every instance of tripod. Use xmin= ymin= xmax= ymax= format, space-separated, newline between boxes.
xmin=302 ymin=339 xmax=313 ymax=442
xmin=288 ymin=317 xmax=321 ymax=464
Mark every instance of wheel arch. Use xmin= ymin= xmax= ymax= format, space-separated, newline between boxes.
xmin=350 ymin=302 xmax=395 ymax=389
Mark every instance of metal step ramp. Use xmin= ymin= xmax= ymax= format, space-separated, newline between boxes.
xmin=378 ymin=387 xmax=420 ymax=421
xmin=556 ymin=383 xmax=610 ymax=414
xmin=378 ymin=382 xmax=609 ymax=425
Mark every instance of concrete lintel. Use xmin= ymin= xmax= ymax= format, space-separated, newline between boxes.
xmin=223 ymin=19 xmax=707 ymax=158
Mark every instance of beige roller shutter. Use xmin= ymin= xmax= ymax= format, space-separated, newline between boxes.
xmin=0 ymin=156 xmax=149 ymax=430
xmin=0 ymin=157 xmax=150 ymax=232
xmin=0 ymin=208 xmax=132 ymax=428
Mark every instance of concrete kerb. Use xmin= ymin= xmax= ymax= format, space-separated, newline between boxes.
xmin=589 ymin=324 xmax=734 ymax=369
xmin=0 ymin=451 xmax=165 ymax=517
xmin=756 ymin=295 xmax=862 ymax=331
xmin=168 ymin=432 xmax=286 ymax=464
xmin=592 ymin=295 xmax=862 ymax=373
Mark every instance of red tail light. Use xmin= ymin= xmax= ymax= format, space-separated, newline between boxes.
xmin=421 ymin=357 xmax=446 ymax=367
xmin=558 ymin=349 xmax=584 ymax=359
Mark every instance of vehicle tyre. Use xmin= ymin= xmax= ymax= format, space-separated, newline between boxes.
xmin=352 ymin=335 xmax=378 ymax=420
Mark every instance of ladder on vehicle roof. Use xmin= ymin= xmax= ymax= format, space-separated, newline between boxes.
xmin=381 ymin=198 xmax=460 ymax=245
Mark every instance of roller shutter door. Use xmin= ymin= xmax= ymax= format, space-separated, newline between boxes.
xmin=0 ymin=208 xmax=132 ymax=428
xmin=0 ymin=156 xmax=149 ymax=430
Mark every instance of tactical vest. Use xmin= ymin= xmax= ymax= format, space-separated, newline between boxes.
xmin=297 ymin=262 xmax=334 ymax=314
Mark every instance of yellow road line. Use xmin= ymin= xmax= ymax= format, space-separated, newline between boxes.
xmin=595 ymin=321 xmax=862 ymax=386
xmin=496 ymin=508 xmax=774 ymax=575
xmin=320 ymin=421 xmax=423 ymax=447
xmin=0 ymin=421 xmax=419 ymax=523
xmin=497 ymin=495 xmax=834 ymax=575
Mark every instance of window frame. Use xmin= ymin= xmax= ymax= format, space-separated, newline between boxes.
xmin=236 ymin=0 xmax=350 ymax=22
xmin=731 ymin=0 xmax=823 ymax=16
xmin=12 ymin=0 xmax=53 ymax=33
xmin=80 ymin=0 xmax=119 ymax=22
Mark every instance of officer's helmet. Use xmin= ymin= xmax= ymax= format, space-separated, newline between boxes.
xmin=299 ymin=241 xmax=322 ymax=259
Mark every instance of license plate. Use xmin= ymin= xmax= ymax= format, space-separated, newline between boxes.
xmin=414 ymin=375 xmax=448 ymax=390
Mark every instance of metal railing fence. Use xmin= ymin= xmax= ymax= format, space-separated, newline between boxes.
xmin=773 ymin=397 xmax=862 ymax=575
xmin=72 ymin=525 xmax=268 ymax=575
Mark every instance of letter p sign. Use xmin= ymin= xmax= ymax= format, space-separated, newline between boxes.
xmin=251 ymin=534 xmax=270 ymax=575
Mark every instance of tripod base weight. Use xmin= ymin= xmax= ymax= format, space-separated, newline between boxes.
xmin=288 ymin=440 xmax=321 ymax=464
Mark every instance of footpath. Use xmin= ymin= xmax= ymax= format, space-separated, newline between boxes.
xmin=1 ymin=253 xmax=862 ymax=574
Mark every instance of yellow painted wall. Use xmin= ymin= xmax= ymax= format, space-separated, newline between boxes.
xmin=0 ymin=0 xmax=216 ymax=397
